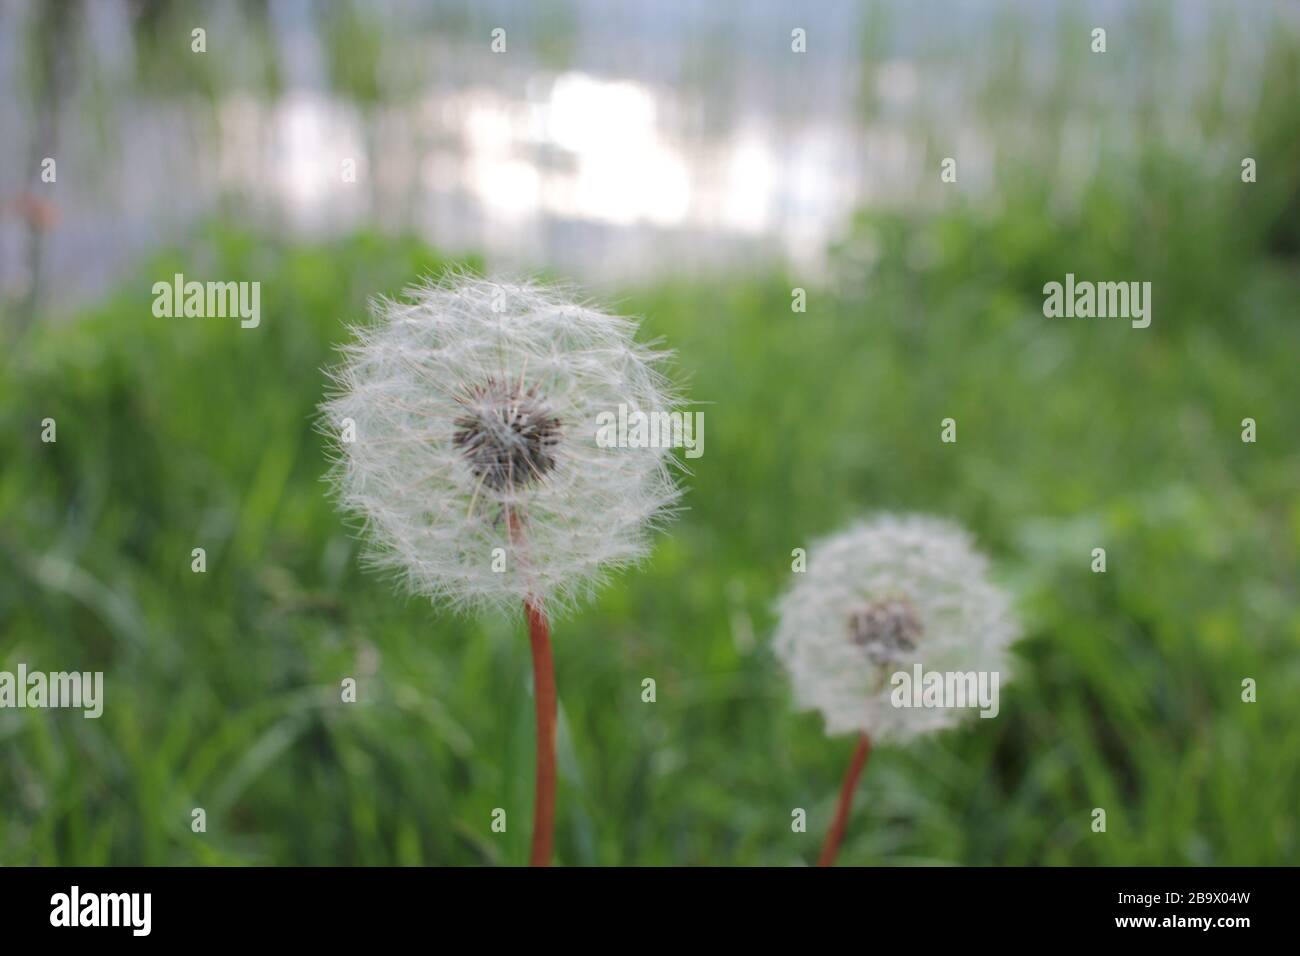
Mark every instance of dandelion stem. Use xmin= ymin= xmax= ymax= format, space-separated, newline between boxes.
xmin=524 ymin=596 xmax=557 ymax=867
xmin=817 ymin=733 xmax=872 ymax=867
xmin=508 ymin=507 xmax=556 ymax=867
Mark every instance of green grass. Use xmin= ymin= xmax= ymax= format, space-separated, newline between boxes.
xmin=2 ymin=127 xmax=1299 ymax=865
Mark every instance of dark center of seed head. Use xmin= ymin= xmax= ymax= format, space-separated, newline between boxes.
xmin=848 ymin=597 xmax=923 ymax=665
xmin=452 ymin=377 xmax=562 ymax=491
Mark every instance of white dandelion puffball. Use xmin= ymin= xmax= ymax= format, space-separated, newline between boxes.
xmin=322 ymin=275 xmax=682 ymax=614
xmin=773 ymin=514 xmax=1020 ymax=742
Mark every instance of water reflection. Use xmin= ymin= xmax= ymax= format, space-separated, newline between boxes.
xmin=0 ymin=0 xmax=1284 ymax=308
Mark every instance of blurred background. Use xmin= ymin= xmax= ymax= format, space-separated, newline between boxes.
xmin=1 ymin=0 xmax=1298 ymax=865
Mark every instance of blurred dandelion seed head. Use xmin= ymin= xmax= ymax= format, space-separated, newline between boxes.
xmin=773 ymin=514 xmax=1020 ymax=741
xmin=321 ymin=273 xmax=683 ymax=615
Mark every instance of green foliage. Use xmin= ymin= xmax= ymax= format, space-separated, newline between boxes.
xmin=319 ymin=2 xmax=387 ymax=107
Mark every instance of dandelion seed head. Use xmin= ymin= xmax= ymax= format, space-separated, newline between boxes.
xmin=773 ymin=514 xmax=1020 ymax=741
xmin=321 ymin=273 xmax=683 ymax=615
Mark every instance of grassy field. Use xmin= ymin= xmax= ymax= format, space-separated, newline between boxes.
xmin=3 ymin=17 xmax=1299 ymax=867
xmin=3 ymin=167 xmax=1297 ymax=865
